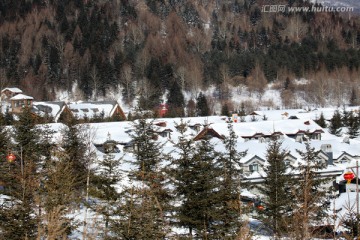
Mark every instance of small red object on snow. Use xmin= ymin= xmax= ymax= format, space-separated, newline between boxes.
xmin=6 ymin=153 xmax=16 ymax=163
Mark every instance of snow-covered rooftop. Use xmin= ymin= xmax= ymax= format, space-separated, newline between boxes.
xmin=10 ymin=94 xmax=34 ymax=100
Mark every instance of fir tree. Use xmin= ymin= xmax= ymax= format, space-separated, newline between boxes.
xmin=166 ymin=81 xmax=185 ymax=117
xmin=177 ymin=138 xmax=222 ymax=238
xmin=258 ymin=139 xmax=293 ymax=238
xmin=328 ymin=110 xmax=342 ymax=136
xmin=62 ymin=118 xmax=89 ymax=192
xmin=111 ymin=118 xmax=171 ymax=238
xmin=170 ymin=124 xmax=197 ymax=236
xmin=315 ymin=112 xmax=327 ymax=128
xmin=196 ymin=92 xmax=210 ymax=117
xmin=40 ymin=151 xmax=78 ymax=239
xmin=89 ymin=153 xmax=122 ymax=237
xmin=347 ymin=111 xmax=360 ymax=139
xmin=215 ymin=124 xmax=247 ymax=238
xmin=290 ymin=142 xmax=330 ymax=240
xmin=221 ymin=103 xmax=230 ymax=116
xmin=0 ymin=107 xmax=43 ymax=239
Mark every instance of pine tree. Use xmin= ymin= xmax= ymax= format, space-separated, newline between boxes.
xmin=258 ymin=139 xmax=293 ymax=238
xmin=89 ymin=153 xmax=122 ymax=237
xmin=328 ymin=110 xmax=342 ymax=136
xmin=347 ymin=111 xmax=360 ymax=139
xmin=170 ymin=124 xmax=197 ymax=236
xmin=221 ymin=103 xmax=230 ymax=116
xmin=215 ymin=124 xmax=247 ymax=237
xmin=290 ymin=142 xmax=331 ymax=240
xmin=196 ymin=92 xmax=210 ymax=117
xmin=0 ymin=107 xmax=43 ymax=239
xmin=315 ymin=112 xmax=327 ymax=128
xmin=40 ymin=151 xmax=78 ymax=239
xmin=62 ymin=118 xmax=88 ymax=192
xmin=174 ymin=136 xmax=223 ymax=238
xmin=166 ymin=81 xmax=185 ymax=117
xmin=111 ymin=118 xmax=171 ymax=238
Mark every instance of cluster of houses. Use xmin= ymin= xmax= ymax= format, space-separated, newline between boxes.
xmin=3 ymin=87 xmax=359 ymax=189
xmin=91 ymin=115 xmax=359 ymax=185
xmin=1 ymin=87 xmax=127 ymax=122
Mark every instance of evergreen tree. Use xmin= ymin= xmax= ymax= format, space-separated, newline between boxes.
xmin=342 ymin=106 xmax=351 ymax=127
xmin=315 ymin=112 xmax=327 ymax=128
xmin=328 ymin=110 xmax=342 ymax=136
xmin=89 ymin=153 xmax=122 ymax=237
xmin=290 ymin=142 xmax=330 ymax=240
xmin=4 ymin=106 xmax=14 ymax=125
xmin=62 ymin=118 xmax=89 ymax=192
xmin=170 ymin=123 xmax=197 ymax=236
xmin=347 ymin=111 xmax=360 ymax=139
xmin=166 ymin=81 xmax=185 ymax=117
xmin=176 ymin=137 xmax=222 ymax=238
xmin=0 ymin=107 xmax=43 ymax=239
xmin=40 ymin=151 xmax=78 ymax=239
xmin=221 ymin=103 xmax=230 ymax=116
xmin=111 ymin=118 xmax=171 ymax=238
xmin=258 ymin=139 xmax=293 ymax=238
xmin=215 ymin=124 xmax=248 ymax=237
xmin=196 ymin=92 xmax=210 ymax=117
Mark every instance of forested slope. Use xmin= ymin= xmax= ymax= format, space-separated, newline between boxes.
xmin=1 ymin=0 xmax=360 ymax=110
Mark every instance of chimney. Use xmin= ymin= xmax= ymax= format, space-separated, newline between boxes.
xmin=321 ymin=144 xmax=333 ymax=165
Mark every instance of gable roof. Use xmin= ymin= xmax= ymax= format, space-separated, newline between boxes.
xmin=68 ymin=101 xmax=125 ymax=119
xmin=10 ymin=94 xmax=34 ymax=100
xmin=33 ymin=101 xmax=69 ymax=122
xmin=1 ymin=87 xmax=23 ymax=93
xmin=193 ymin=127 xmax=224 ymax=141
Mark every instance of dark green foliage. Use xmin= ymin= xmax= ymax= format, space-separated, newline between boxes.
xmin=258 ymin=140 xmax=292 ymax=237
xmin=328 ymin=110 xmax=342 ymax=136
xmin=221 ymin=103 xmax=230 ymax=116
xmin=176 ymin=138 xmax=223 ymax=238
xmin=315 ymin=112 xmax=327 ymax=128
xmin=129 ymin=119 xmax=163 ymax=179
xmin=111 ymin=118 xmax=171 ymax=238
xmin=0 ymin=107 xmax=45 ymax=239
xmin=90 ymin=154 xmax=121 ymax=235
xmin=290 ymin=142 xmax=330 ymax=239
xmin=347 ymin=111 xmax=360 ymax=139
xmin=215 ymin=124 xmax=247 ymax=237
xmin=62 ymin=119 xmax=89 ymax=191
xmin=166 ymin=81 xmax=185 ymax=117
xmin=196 ymin=92 xmax=210 ymax=117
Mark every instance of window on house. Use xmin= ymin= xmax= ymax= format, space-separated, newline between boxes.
xmin=249 ymin=163 xmax=259 ymax=172
xmin=284 ymin=161 xmax=290 ymax=167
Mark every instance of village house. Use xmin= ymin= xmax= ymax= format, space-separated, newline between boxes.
xmin=1 ymin=87 xmax=23 ymax=101
xmin=68 ymin=101 xmax=126 ymax=121
xmin=32 ymin=101 xmax=73 ymax=123
xmin=10 ymin=94 xmax=34 ymax=114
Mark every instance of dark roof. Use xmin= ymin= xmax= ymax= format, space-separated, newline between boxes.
xmin=194 ymin=127 xmax=224 ymax=141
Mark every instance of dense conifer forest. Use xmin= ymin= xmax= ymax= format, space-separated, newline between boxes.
xmin=1 ymin=0 xmax=360 ymax=109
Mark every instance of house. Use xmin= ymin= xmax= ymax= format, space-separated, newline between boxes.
xmin=32 ymin=101 xmax=73 ymax=122
xmin=68 ymin=101 xmax=126 ymax=121
xmin=10 ymin=94 xmax=34 ymax=113
xmin=242 ymin=155 xmax=266 ymax=173
xmin=1 ymin=87 xmax=22 ymax=101
xmin=193 ymin=127 xmax=224 ymax=141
